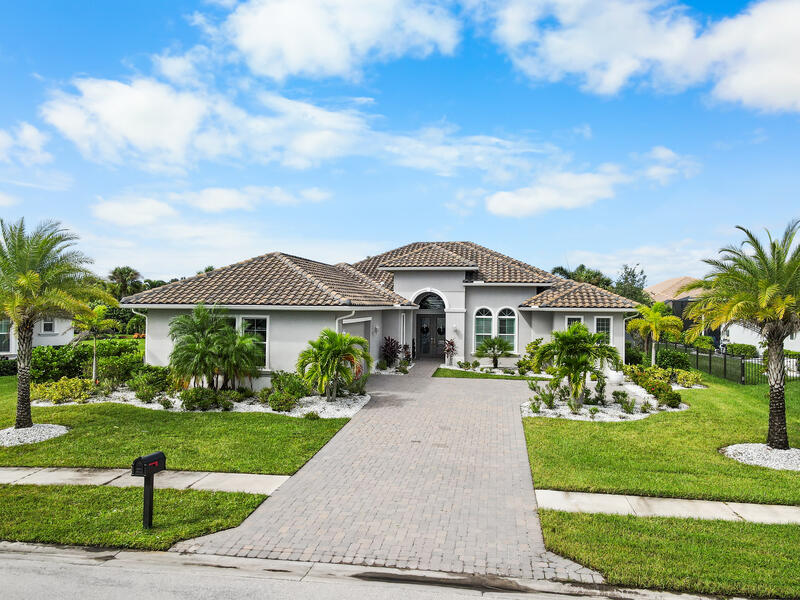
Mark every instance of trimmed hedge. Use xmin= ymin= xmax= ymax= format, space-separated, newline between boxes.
xmin=0 ymin=359 xmax=17 ymax=376
xmin=656 ymin=348 xmax=691 ymax=370
xmin=31 ymin=339 xmax=142 ymax=383
xmin=725 ymin=343 xmax=758 ymax=358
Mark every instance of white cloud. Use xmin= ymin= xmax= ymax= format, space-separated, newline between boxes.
xmin=0 ymin=191 xmax=19 ymax=206
xmin=444 ymin=188 xmax=484 ymax=217
xmin=0 ymin=122 xmax=52 ymax=166
xmin=91 ymin=196 xmax=177 ymax=226
xmin=485 ymin=164 xmax=629 ymax=217
xmin=222 ymin=0 xmax=460 ymax=80
xmin=641 ymin=145 xmax=700 ymax=184
xmin=474 ymin=0 xmax=800 ymax=112
xmin=171 ymin=185 xmax=332 ymax=212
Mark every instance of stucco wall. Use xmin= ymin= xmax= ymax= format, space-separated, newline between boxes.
xmin=545 ymin=310 xmax=628 ymax=360
xmin=724 ymin=323 xmax=800 ymax=354
xmin=1 ymin=317 xmax=74 ymax=357
xmin=464 ymin=286 xmax=539 ymax=358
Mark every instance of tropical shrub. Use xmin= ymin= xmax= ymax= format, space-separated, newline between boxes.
xmin=725 ymin=343 xmax=758 ymax=358
xmin=97 ymin=352 xmax=144 ymax=384
xmin=31 ymin=345 xmax=91 ymax=382
xmin=0 ymin=359 xmax=17 ymax=376
xmin=640 ymin=401 xmax=653 ymax=413
xmin=529 ymin=397 xmax=542 ymax=413
xmin=267 ymin=390 xmax=296 ymax=412
xmin=516 ymin=359 xmax=531 ymax=375
xmin=626 ymin=303 xmax=684 ymax=364
xmin=346 ymin=373 xmax=369 ymax=394
xmin=471 ymin=360 xmax=480 ymax=369
xmin=94 ymin=338 xmax=141 ymax=357
xmin=72 ymin=305 xmax=122 ymax=381
xmin=270 ymin=370 xmax=310 ymax=400
xmin=784 ymin=349 xmax=800 ymax=359
xmin=611 ymin=390 xmax=628 ymax=404
xmin=217 ymin=389 xmax=245 ymax=404
xmin=179 ymin=387 xmax=233 ymax=411
xmin=297 ymin=329 xmax=372 ymax=400
xmin=656 ymin=348 xmax=691 ymax=370
xmin=380 ymin=336 xmax=400 ymax=366
xmin=402 ymin=344 xmax=412 ymax=362
xmin=159 ymin=397 xmax=173 ymax=410
xmin=126 ymin=314 xmax=146 ymax=334
xmin=31 ymin=377 xmax=94 ymax=404
xmin=397 ymin=364 xmax=409 ymax=374
xmin=376 ymin=359 xmax=388 ymax=371
xmin=661 ymin=390 xmax=682 ymax=408
xmin=304 ymin=411 xmax=320 ymax=420
xmin=676 ymin=370 xmax=702 ymax=387
xmin=475 ymin=337 xmax=514 ymax=369
xmin=625 ymin=343 xmax=644 ymax=365
xmin=619 ymin=397 xmax=636 ymax=414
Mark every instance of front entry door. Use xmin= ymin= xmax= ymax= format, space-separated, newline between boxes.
xmin=418 ymin=315 xmax=446 ymax=357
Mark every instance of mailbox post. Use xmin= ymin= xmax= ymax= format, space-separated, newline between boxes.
xmin=131 ymin=452 xmax=166 ymax=529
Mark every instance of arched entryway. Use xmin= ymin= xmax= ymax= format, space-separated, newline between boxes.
xmin=414 ymin=291 xmax=446 ymax=359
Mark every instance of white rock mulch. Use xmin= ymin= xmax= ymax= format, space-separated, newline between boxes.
xmin=0 ymin=424 xmax=69 ymax=447
xmin=373 ymin=362 xmax=415 ymax=376
xmin=722 ymin=443 xmax=800 ymax=471
xmin=31 ymin=388 xmax=370 ymax=419
xmin=442 ymin=364 xmax=554 ymax=378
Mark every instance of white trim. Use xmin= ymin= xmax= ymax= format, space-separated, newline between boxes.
xmin=410 ymin=288 xmax=449 ymax=310
xmin=342 ymin=317 xmax=372 ymax=325
xmin=121 ymin=303 xmax=406 ymax=311
xmin=40 ymin=318 xmax=56 ymax=335
xmin=239 ymin=314 xmax=270 ymax=371
xmin=521 ymin=307 xmax=635 ymax=313
xmin=497 ymin=306 xmax=518 ymax=354
xmin=565 ymin=315 xmax=584 ymax=329
xmin=594 ymin=315 xmax=613 ymax=343
xmin=444 ymin=308 xmax=466 ymax=313
xmin=473 ymin=306 xmax=493 ymax=353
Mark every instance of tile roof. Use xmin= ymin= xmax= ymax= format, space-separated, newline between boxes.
xmin=520 ymin=281 xmax=638 ymax=309
xmin=352 ymin=241 xmax=560 ymax=286
xmin=122 ymin=252 xmax=415 ymax=307
xmin=645 ymin=276 xmax=700 ymax=302
xmin=379 ymin=244 xmax=477 ymax=269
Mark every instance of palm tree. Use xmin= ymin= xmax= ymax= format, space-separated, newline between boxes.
xmin=108 ymin=266 xmax=142 ymax=299
xmin=168 ymin=304 xmax=229 ymax=389
xmin=681 ymin=220 xmax=800 ymax=450
xmin=71 ymin=304 xmax=122 ymax=381
xmin=0 ymin=219 xmax=113 ymax=428
xmin=214 ymin=326 xmax=264 ymax=390
xmin=552 ymin=264 xmax=613 ymax=290
xmin=534 ymin=322 xmax=621 ymax=401
xmin=626 ymin=302 xmax=684 ymax=365
xmin=297 ymin=328 xmax=372 ymax=400
xmin=474 ymin=337 xmax=514 ymax=368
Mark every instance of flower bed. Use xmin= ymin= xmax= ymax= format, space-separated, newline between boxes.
xmin=447 ymin=361 xmax=552 ymax=378
xmin=373 ymin=362 xmax=414 ymax=376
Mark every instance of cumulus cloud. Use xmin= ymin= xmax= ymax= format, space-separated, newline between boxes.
xmin=170 ymin=185 xmax=332 ymax=212
xmin=485 ymin=164 xmax=629 ymax=217
xmin=472 ymin=0 xmax=800 ymax=112
xmin=221 ymin=0 xmax=460 ymax=80
xmin=641 ymin=145 xmax=700 ymax=184
xmin=91 ymin=196 xmax=178 ymax=226
xmin=0 ymin=122 xmax=52 ymax=166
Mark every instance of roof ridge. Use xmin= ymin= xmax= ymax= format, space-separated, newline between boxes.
xmin=379 ymin=242 xmax=477 ymax=267
xmin=274 ymin=253 xmax=351 ymax=306
xmin=546 ymin=280 xmax=583 ymax=305
xmin=429 ymin=242 xmax=479 ymax=265
xmin=455 ymin=241 xmax=549 ymax=278
xmin=335 ymin=263 xmax=414 ymax=305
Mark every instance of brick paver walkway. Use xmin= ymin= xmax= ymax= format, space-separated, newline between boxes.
xmin=173 ymin=361 xmax=600 ymax=582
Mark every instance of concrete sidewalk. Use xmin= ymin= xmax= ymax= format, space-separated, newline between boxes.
xmin=0 ymin=466 xmax=288 ymax=495
xmin=536 ymin=489 xmax=800 ymax=525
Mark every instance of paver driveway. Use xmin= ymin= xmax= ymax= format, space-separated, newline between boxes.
xmin=173 ymin=362 xmax=600 ymax=582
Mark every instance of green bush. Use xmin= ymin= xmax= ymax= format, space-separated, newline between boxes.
xmin=676 ymin=370 xmax=702 ymax=387
xmin=625 ymin=343 xmax=644 ymax=365
xmin=94 ymin=338 xmax=141 ymax=357
xmin=661 ymin=390 xmax=683 ymax=408
xmin=217 ymin=389 xmax=244 ymax=404
xmin=303 ymin=411 xmax=320 ymax=420
xmin=611 ymin=390 xmax=628 ymax=404
xmin=691 ymin=335 xmax=715 ymax=351
xmin=133 ymin=385 xmax=159 ymax=403
xmin=128 ymin=366 xmax=170 ymax=400
xmin=31 ymin=377 xmax=94 ymax=404
xmin=396 ymin=364 xmax=408 ymax=374
xmin=268 ymin=390 xmax=297 ymax=412
xmin=784 ymin=349 xmax=800 ymax=359
xmin=179 ymin=387 xmax=233 ymax=411
xmin=471 ymin=360 xmax=480 ymax=369
xmin=270 ymin=370 xmax=310 ymax=400
xmin=236 ymin=386 xmax=255 ymax=399
xmin=97 ymin=352 xmax=144 ymax=384
xmin=376 ymin=359 xmax=388 ymax=371
xmin=31 ymin=345 xmax=91 ymax=382
xmin=726 ymin=343 xmax=758 ymax=358
xmin=656 ymin=348 xmax=691 ymax=370
xmin=0 ymin=359 xmax=17 ymax=376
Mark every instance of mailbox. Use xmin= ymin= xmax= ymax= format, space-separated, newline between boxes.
xmin=131 ymin=451 xmax=166 ymax=529
xmin=131 ymin=452 xmax=166 ymax=477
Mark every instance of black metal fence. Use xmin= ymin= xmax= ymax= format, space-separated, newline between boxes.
xmin=654 ymin=341 xmax=800 ymax=385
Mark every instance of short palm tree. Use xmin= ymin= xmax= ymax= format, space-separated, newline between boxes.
xmin=168 ymin=304 xmax=229 ymax=389
xmin=474 ymin=336 xmax=514 ymax=368
xmin=214 ymin=326 xmax=264 ymax=389
xmin=108 ymin=265 xmax=142 ymax=299
xmin=681 ymin=220 xmax=800 ymax=449
xmin=534 ymin=322 xmax=621 ymax=401
xmin=626 ymin=302 xmax=684 ymax=365
xmin=0 ymin=219 xmax=113 ymax=428
xmin=71 ymin=304 xmax=122 ymax=381
xmin=297 ymin=328 xmax=372 ymax=400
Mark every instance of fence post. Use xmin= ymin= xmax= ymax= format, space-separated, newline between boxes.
xmin=740 ymin=358 xmax=745 ymax=385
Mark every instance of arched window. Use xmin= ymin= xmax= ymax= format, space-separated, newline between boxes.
xmin=417 ymin=292 xmax=445 ymax=310
xmin=498 ymin=308 xmax=516 ymax=350
xmin=474 ymin=308 xmax=492 ymax=349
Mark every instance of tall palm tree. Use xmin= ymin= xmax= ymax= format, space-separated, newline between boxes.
xmin=108 ymin=266 xmax=142 ymax=299
xmin=0 ymin=219 xmax=113 ymax=428
xmin=626 ymin=302 xmax=684 ymax=365
xmin=71 ymin=304 xmax=122 ymax=381
xmin=681 ymin=220 xmax=800 ymax=450
xmin=551 ymin=264 xmax=613 ymax=290
xmin=168 ymin=304 xmax=229 ymax=389
xmin=534 ymin=322 xmax=621 ymax=401
xmin=297 ymin=328 xmax=372 ymax=400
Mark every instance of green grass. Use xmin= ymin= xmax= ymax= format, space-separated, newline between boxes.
xmin=0 ymin=376 xmax=346 ymax=474
xmin=0 ymin=484 xmax=264 ymax=550
xmin=524 ymin=376 xmax=800 ymax=504
xmin=433 ymin=367 xmax=547 ymax=381
xmin=540 ymin=510 xmax=800 ymax=599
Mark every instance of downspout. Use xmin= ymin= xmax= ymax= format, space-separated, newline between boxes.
xmin=335 ymin=310 xmax=356 ymax=333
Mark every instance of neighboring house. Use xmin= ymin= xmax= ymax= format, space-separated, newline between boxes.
xmin=722 ymin=322 xmax=800 ymax=355
xmin=122 ymin=242 xmax=637 ymax=386
xmin=646 ymin=276 xmax=700 ymax=324
xmin=0 ymin=316 xmax=75 ymax=359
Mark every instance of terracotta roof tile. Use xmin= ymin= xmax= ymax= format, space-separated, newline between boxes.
xmin=379 ymin=244 xmax=477 ymax=269
xmin=122 ymin=252 xmax=413 ymax=307
xmin=521 ymin=281 xmax=638 ymax=309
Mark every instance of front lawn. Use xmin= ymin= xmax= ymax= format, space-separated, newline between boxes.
xmin=0 ymin=484 xmax=264 ymax=550
xmin=540 ymin=510 xmax=800 ymax=599
xmin=433 ymin=367 xmax=546 ymax=381
xmin=0 ymin=376 xmax=346 ymax=474
xmin=524 ymin=375 xmax=800 ymax=504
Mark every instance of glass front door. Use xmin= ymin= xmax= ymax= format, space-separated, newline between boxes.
xmin=418 ymin=315 xmax=446 ymax=357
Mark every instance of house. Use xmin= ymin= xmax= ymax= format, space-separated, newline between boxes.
xmin=0 ymin=316 xmax=75 ymax=359
xmin=122 ymin=242 xmax=637 ymax=385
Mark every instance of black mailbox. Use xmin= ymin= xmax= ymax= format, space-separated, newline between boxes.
xmin=132 ymin=452 xmax=166 ymax=477
xmin=131 ymin=451 xmax=166 ymax=529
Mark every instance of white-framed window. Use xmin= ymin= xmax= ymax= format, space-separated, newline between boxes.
xmin=498 ymin=308 xmax=517 ymax=351
xmin=595 ymin=316 xmax=612 ymax=343
xmin=0 ymin=318 xmax=10 ymax=353
xmin=41 ymin=318 xmax=55 ymax=334
xmin=565 ymin=315 xmax=583 ymax=329
xmin=241 ymin=316 xmax=269 ymax=369
xmin=474 ymin=308 xmax=493 ymax=350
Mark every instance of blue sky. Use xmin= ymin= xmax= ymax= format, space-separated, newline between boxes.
xmin=1 ymin=0 xmax=798 ymax=284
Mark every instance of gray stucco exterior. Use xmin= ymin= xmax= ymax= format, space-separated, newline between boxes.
xmin=0 ymin=317 xmax=75 ymax=358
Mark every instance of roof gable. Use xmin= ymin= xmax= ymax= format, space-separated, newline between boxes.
xmin=521 ymin=281 xmax=638 ymax=309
